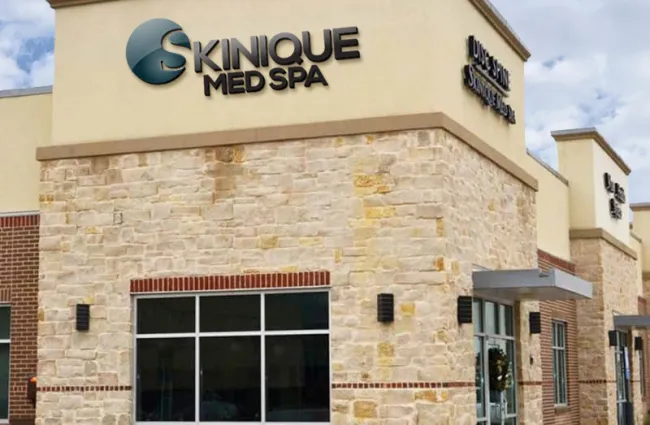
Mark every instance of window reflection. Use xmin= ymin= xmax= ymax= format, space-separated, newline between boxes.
xmin=200 ymin=337 xmax=261 ymax=421
xmin=266 ymin=335 xmax=330 ymax=422
xmin=136 ymin=338 xmax=195 ymax=422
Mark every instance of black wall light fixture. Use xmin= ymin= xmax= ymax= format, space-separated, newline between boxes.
xmin=635 ymin=336 xmax=644 ymax=351
xmin=26 ymin=376 xmax=36 ymax=407
xmin=76 ymin=304 xmax=90 ymax=332
xmin=377 ymin=293 xmax=394 ymax=323
xmin=608 ymin=330 xmax=618 ymax=347
xmin=457 ymin=296 xmax=473 ymax=325
xmin=529 ymin=312 xmax=542 ymax=334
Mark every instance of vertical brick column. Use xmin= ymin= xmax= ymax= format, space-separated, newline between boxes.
xmin=571 ymin=235 xmax=639 ymax=424
xmin=0 ymin=214 xmax=39 ymax=425
xmin=538 ymin=249 xmax=580 ymax=425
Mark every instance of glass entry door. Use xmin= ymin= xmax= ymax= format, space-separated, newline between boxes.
xmin=614 ymin=331 xmax=631 ymax=425
xmin=474 ymin=299 xmax=518 ymax=425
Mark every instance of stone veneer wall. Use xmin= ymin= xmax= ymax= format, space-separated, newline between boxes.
xmin=36 ymin=128 xmax=537 ymax=425
xmin=571 ymin=238 xmax=641 ymax=425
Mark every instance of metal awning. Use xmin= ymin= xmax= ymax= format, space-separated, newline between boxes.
xmin=472 ymin=268 xmax=593 ymax=301
xmin=613 ymin=315 xmax=650 ymax=330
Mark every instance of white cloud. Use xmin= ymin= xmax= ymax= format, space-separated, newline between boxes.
xmin=0 ymin=0 xmax=54 ymax=90
xmin=491 ymin=0 xmax=650 ymax=203
xmin=28 ymin=50 xmax=54 ymax=87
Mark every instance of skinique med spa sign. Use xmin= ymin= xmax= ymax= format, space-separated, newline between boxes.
xmin=126 ymin=18 xmax=362 ymax=97
xmin=463 ymin=35 xmax=516 ymax=125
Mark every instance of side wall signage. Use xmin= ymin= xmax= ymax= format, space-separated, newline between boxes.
xmin=604 ymin=172 xmax=626 ymax=220
xmin=463 ymin=35 xmax=516 ymax=125
xmin=126 ymin=19 xmax=361 ymax=97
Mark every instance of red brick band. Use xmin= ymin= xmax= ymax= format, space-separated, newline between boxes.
xmin=131 ymin=271 xmax=330 ymax=293
xmin=38 ymin=385 xmax=132 ymax=392
xmin=578 ymin=380 xmax=617 ymax=384
xmin=332 ymin=382 xmax=475 ymax=389
xmin=0 ymin=214 xmax=39 ymax=228
xmin=537 ymin=249 xmax=576 ymax=274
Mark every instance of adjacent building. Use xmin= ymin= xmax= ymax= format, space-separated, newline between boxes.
xmin=1 ymin=0 xmax=650 ymax=424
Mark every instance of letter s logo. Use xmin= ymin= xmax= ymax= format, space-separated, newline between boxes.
xmin=126 ymin=18 xmax=191 ymax=85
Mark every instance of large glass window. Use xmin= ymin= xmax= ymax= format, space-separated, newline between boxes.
xmin=134 ymin=291 xmax=330 ymax=423
xmin=552 ymin=320 xmax=568 ymax=406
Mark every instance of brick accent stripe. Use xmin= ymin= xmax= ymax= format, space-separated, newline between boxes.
xmin=0 ymin=214 xmax=39 ymax=228
xmin=537 ymin=249 xmax=576 ymax=274
xmin=38 ymin=385 xmax=132 ymax=392
xmin=131 ymin=271 xmax=330 ymax=293
xmin=518 ymin=381 xmax=543 ymax=386
xmin=332 ymin=382 xmax=475 ymax=389
xmin=578 ymin=380 xmax=617 ymax=384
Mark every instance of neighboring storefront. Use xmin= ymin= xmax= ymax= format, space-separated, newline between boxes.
xmin=1 ymin=0 xmax=650 ymax=424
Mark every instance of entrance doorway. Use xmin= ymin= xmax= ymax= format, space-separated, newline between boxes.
xmin=474 ymin=298 xmax=518 ymax=425
xmin=614 ymin=330 xmax=632 ymax=425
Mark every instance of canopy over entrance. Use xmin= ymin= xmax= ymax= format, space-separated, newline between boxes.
xmin=613 ymin=315 xmax=650 ymax=330
xmin=472 ymin=268 xmax=593 ymax=301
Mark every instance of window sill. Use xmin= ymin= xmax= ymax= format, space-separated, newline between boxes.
xmin=554 ymin=405 xmax=570 ymax=414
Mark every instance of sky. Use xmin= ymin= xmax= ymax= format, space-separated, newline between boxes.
xmin=1 ymin=0 xmax=650 ymax=201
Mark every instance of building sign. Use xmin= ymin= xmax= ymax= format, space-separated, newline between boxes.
xmin=126 ymin=19 xmax=361 ymax=97
xmin=463 ymin=35 xmax=516 ymax=125
xmin=604 ymin=172 xmax=626 ymax=219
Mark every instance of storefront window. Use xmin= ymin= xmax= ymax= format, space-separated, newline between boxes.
xmin=0 ymin=307 xmax=9 ymax=420
xmin=135 ymin=291 xmax=330 ymax=423
xmin=552 ymin=320 xmax=567 ymax=405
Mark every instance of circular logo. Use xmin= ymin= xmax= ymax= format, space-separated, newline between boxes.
xmin=126 ymin=18 xmax=191 ymax=85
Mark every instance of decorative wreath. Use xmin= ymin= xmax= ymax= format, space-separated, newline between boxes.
xmin=488 ymin=347 xmax=511 ymax=393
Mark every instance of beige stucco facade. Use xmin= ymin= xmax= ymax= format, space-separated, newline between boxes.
xmin=0 ymin=0 xmax=649 ymax=424
xmin=0 ymin=88 xmax=52 ymax=213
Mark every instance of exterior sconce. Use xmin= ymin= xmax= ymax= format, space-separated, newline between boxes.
xmin=76 ymin=304 xmax=90 ymax=332
xmin=27 ymin=376 xmax=36 ymax=407
xmin=608 ymin=330 xmax=617 ymax=347
xmin=635 ymin=336 xmax=644 ymax=351
xmin=529 ymin=312 xmax=541 ymax=334
xmin=457 ymin=296 xmax=473 ymax=325
xmin=377 ymin=294 xmax=394 ymax=323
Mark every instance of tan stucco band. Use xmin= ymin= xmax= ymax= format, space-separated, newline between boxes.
xmin=551 ymin=128 xmax=632 ymax=176
xmin=36 ymin=112 xmax=539 ymax=191
xmin=631 ymin=232 xmax=643 ymax=243
xmin=569 ymin=228 xmax=637 ymax=260
xmin=527 ymin=150 xmax=569 ymax=186
xmin=631 ymin=203 xmax=650 ymax=212
xmin=47 ymin=0 xmax=118 ymax=7
xmin=46 ymin=0 xmax=531 ymax=62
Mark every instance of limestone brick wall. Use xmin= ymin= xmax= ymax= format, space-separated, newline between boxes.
xmin=37 ymin=128 xmax=536 ymax=425
xmin=601 ymin=242 xmax=643 ymax=425
xmin=571 ymin=238 xmax=642 ymax=425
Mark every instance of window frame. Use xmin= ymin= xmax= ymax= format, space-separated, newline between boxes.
xmin=639 ymin=349 xmax=645 ymax=398
xmin=131 ymin=289 xmax=332 ymax=425
xmin=0 ymin=305 xmax=9 ymax=423
xmin=551 ymin=320 xmax=568 ymax=406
